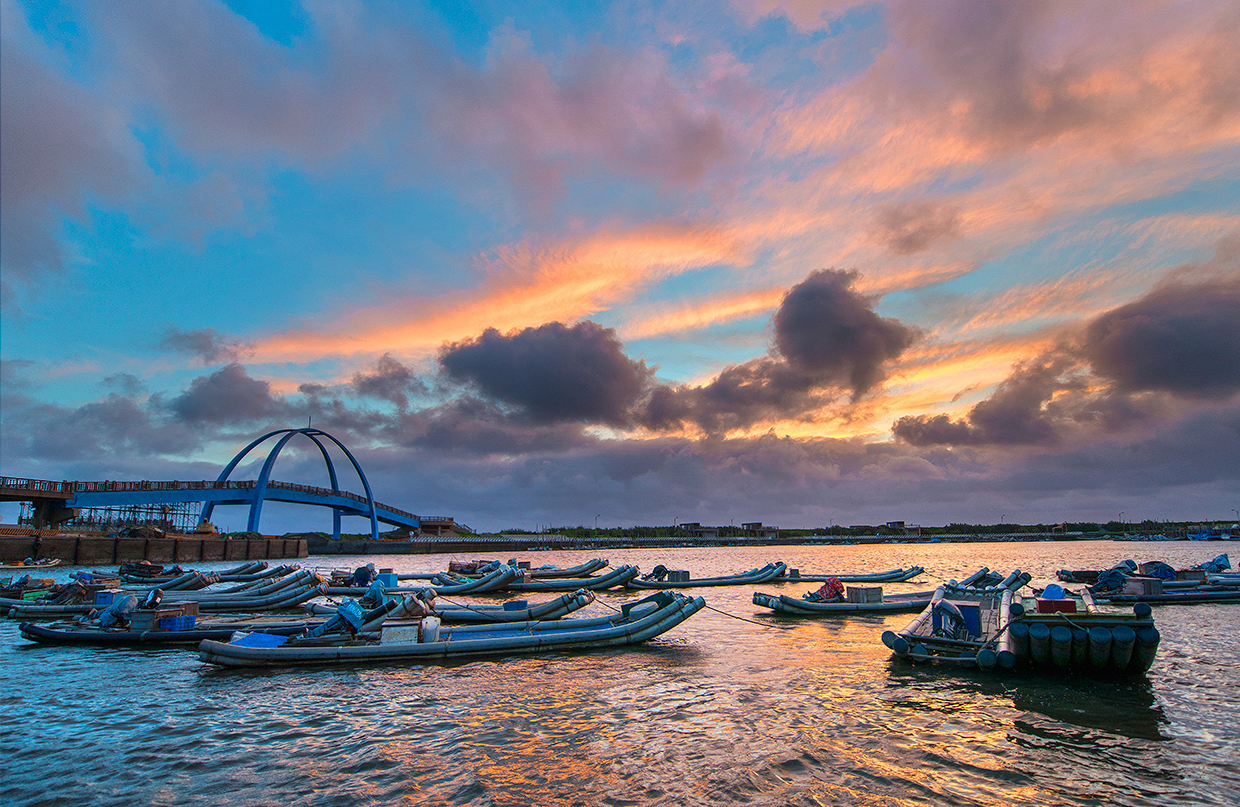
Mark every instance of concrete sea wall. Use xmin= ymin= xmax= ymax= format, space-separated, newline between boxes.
xmin=0 ymin=531 xmax=308 ymax=564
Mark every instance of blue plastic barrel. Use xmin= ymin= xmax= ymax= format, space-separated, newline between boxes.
xmin=1050 ymin=625 xmax=1072 ymax=667
xmin=1088 ymin=626 xmax=1113 ymax=668
xmin=1009 ymin=621 xmax=1030 ymax=661
xmin=1133 ymin=626 xmax=1160 ymax=672
xmin=1029 ymin=622 xmax=1051 ymax=664
xmin=1111 ymin=624 xmax=1136 ymax=669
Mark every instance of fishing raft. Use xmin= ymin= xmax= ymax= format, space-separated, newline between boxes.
xmin=882 ymin=577 xmax=1160 ymax=675
xmin=197 ymin=590 xmax=705 ymax=668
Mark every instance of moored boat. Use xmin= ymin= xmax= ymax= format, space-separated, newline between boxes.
xmin=753 ymin=587 xmax=935 ymax=615
xmin=882 ymin=578 xmax=1160 ymax=675
xmin=786 ymin=566 xmax=925 ymax=583
xmin=0 ymin=558 xmax=62 ymax=571
xmin=196 ymin=590 xmax=706 ymax=668
xmin=626 ymin=562 xmax=787 ymax=589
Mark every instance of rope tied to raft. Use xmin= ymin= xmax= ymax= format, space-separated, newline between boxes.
xmin=600 ymin=599 xmax=773 ymax=632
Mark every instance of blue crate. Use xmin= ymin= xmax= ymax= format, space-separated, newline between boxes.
xmin=159 ymin=614 xmax=197 ymax=632
xmin=94 ymin=590 xmax=119 ymax=606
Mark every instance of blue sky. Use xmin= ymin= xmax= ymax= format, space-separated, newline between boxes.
xmin=2 ymin=0 xmax=1238 ymax=533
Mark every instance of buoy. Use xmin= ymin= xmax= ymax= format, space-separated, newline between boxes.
xmin=1133 ymin=602 xmax=1152 ymax=618
xmin=997 ymin=648 xmax=1016 ymax=669
xmin=881 ymin=630 xmax=898 ymax=649
xmin=1133 ymin=626 xmax=1160 ymax=672
xmin=977 ymin=648 xmax=997 ymax=670
xmin=1110 ymin=624 xmax=1136 ymax=669
xmin=1029 ymin=622 xmax=1051 ymax=664
xmin=892 ymin=636 xmax=910 ymax=656
xmin=1050 ymin=625 xmax=1072 ymax=667
xmin=1088 ymin=626 xmax=1112 ymax=668
xmin=1009 ymin=621 xmax=1030 ymax=661
xmin=1009 ymin=601 xmax=1025 ymax=617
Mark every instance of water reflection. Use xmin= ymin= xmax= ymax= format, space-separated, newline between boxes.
xmin=885 ymin=662 xmax=1168 ymax=741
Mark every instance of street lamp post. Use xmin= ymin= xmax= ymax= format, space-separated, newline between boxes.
xmin=595 ymin=514 xmax=600 ymax=530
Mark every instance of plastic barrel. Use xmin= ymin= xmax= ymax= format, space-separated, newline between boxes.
xmin=976 ymin=648 xmax=997 ymax=670
xmin=912 ymin=643 xmax=928 ymax=659
xmin=419 ymin=616 xmax=441 ymax=643
xmin=997 ymin=648 xmax=1016 ymax=669
xmin=1088 ymin=626 xmax=1113 ymax=669
xmin=892 ymin=636 xmax=910 ymax=656
xmin=1133 ymin=626 xmax=1161 ymax=672
xmin=1110 ymin=624 xmax=1136 ymax=669
xmin=1071 ymin=628 xmax=1089 ymax=666
xmin=1009 ymin=602 xmax=1025 ymax=617
xmin=1009 ymin=621 xmax=1030 ymax=662
xmin=881 ymin=630 xmax=898 ymax=649
xmin=1050 ymin=625 xmax=1073 ymax=667
xmin=1029 ymin=622 xmax=1051 ymax=664
xmin=1134 ymin=602 xmax=1152 ymax=618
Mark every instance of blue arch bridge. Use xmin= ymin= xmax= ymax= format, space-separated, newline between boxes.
xmin=0 ymin=428 xmax=466 ymax=540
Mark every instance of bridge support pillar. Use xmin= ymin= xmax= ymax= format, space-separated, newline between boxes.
xmin=30 ymin=500 xmax=79 ymax=529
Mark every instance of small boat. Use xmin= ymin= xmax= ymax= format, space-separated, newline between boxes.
xmin=196 ymin=590 xmax=705 ymax=668
xmin=753 ymin=587 xmax=935 ymax=615
xmin=786 ymin=566 xmax=925 ymax=583
xmin=118 ymin=561 xmax=274 ymax=583
xmin=754 ymin=567 xmax=1008 ymax=617
xmin=19 ymin=617 xmax=316 ymax=646
xmin=1093 ymin=588 xmax=1240 ymax=605
xmin=499 ymin=565 xmax=640 ymax=592
xmin=437 ymin=558 xmax=610 ymax=580
xmin=306 ymin=590 xmax=597 ymax=623
xmin=325 ymin=564 xmax=522 ymax=596
xmin=0 ymin=558 xmax=61 ymax=571
xmin=882 ymin=577 xmax=1160 ymax=675
xmin=625 ymin=562 xmax=787 ymax=589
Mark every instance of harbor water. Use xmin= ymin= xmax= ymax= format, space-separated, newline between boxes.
xmin=2 ymin=541 xmax=1237 ymax=806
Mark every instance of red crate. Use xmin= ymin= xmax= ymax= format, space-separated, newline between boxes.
xmin=1035 ymin=598 xmax=1077 ymax=614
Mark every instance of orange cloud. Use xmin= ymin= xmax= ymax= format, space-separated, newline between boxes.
xmin=252 ymin=224 xmax=746 ymax=363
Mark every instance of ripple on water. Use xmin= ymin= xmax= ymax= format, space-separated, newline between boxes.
xmin=4 ymin=542 xmax=1240 ymax=806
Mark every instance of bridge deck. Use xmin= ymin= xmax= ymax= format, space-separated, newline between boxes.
xmin=0 ymin=477 xmax=458 ymax=533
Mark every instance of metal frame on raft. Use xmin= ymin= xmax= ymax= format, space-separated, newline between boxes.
xmin=881 ymin=573 xmax=1161 ymax=675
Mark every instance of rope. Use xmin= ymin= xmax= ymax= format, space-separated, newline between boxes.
xmin=433 ymin=594 xmax=537 ymax=623
xmin=703 ymin=603 xmax=772 ymax=628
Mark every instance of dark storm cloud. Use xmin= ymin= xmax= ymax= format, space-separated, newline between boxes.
xmin=894 ymin=276 xmax=1240 ymax=448
xmin=351 ymin=353 xmax=426 ymax=409
xmin=638 ymin=270 xmax=918 ymax=433
xmin=894 ymin=355 xmax=1081 ymax=446
xmin=166 ymin=363 xmax=291 ymax=424
xmin=0 ymin=394 xmax=200 ymax=462
xmin=439 ymin=321 xmax=655 ymax=425
xmin=638 ymin=359 xmax=823 ymax=433
xmin=158 ymin=326 xmax=251 ymax=364
xmin=773 ymin=269 xmax=918 ymax=394
xmin=391 ymin=398 xmax=594 ymax=456
xmin=1083 ymin=277 xmax=1240 ymax=398
xmin=873 ymin=201 xmax=960 ymax=255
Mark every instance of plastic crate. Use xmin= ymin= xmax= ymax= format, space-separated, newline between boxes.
xmin=1035 ymin=598 xmax=1077 ymax=613
xmin=846 ymin=586 xmax=883 ymax=603
xmin=94 ymin=590 xmax=122 ymax=607
xmin=158 ymin=614 xmax=197 ymax=631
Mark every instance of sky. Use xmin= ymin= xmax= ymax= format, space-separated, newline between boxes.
xmin=2 ymin=0 xmax=1239 ymax=534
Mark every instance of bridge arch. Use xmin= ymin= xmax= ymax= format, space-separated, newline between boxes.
xmin=199 ymin=427 xmax=379 ymax=540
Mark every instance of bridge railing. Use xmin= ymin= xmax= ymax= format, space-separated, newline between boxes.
xmin=1 ymin=477 xmax=73 ymax=494
xmin=3 ymin=477 xmax=428 ymax=522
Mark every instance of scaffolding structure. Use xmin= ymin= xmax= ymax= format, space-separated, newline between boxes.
xmin=19 ymin=500 xmax=201 ymax=534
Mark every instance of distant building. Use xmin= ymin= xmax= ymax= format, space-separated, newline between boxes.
xmin=742 ymin=521 xmax=779 ymax=539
